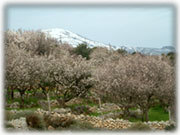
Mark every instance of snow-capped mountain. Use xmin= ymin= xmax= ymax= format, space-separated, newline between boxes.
xmin=42 ymin=28 xmax=175 ymax=55
xmin=42 ymin=28 xmax=110 ymax=48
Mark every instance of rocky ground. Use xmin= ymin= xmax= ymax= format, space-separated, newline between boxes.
xmin=5 ymin=108 xmax=174 ymax=131
xmin=5 ymin=97 xmax=175 ymax=131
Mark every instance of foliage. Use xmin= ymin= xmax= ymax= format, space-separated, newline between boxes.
xmin=167 ymin=52 xmax=175 ymax=66
xmin=4 ymin=29 xmax=175 ymax=123
xmin=128 ymin=122 xmax=151 ymax=131
xmin=164 ymin=123 xmax=176 ymax=131
xmin=5 ymin=30 xmax=94 ymax=107
xmin=117 ymin=48 xmax=127 ymax=55
xmin=94 ymin=54 xmax=174 ymax=122
xmin=51 ymin=54 xmax=94 ymax=102
xmin=5 ymin=110 xmax=35 ymax=121
xmin=5 ymin=122 xmax=14 ymax=129
xmin=68 ymin=120 xmax=100 ymax=130
xmin=44 ymin=114 xmax=75 ymax=128
xmin=26 ymin=113 xmax=45 ymax=130
xmin=72 ymin=43 xmax=92 ymax=60
xmin=128 ymin=105 xmax=169 ymax=122
xmin=71 ymin=105 xmax=91 ymax=115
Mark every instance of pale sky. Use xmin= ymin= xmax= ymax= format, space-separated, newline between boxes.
xmin=5 ymin=5 xmax=175 ymax=48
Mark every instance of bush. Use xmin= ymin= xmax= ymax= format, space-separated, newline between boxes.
xmin=44 ymin=114 xmax=75 ymax=129
xmin=26 ymin=113 xmax=45 ymax=130
xmin=72 ymin=105 xmax=91 ymax=115
xmin=117 ymin=49 xmax=127 ymax=55
xmin=68 ymin=120 xmax=100 ymax=131
xmin=165 ymin=123 xmax=176 ymax=131
xmin=72 ymin=43 xmax=92 ymax=60
xmin=5 ymin=110 xmax=34 ymax=121
xmin=5 ymin=122 xmax=15 ymax=129
xmin=128 ymin=122 xmax=151 ymax=131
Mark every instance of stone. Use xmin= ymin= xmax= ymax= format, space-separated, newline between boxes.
xmin=89 ymin=106 xmax=97 ymax=113
xmin=50 ymin=100 xmax=59 ymax=107
xmin=97 ymin=103 xmax=121 ymax=113
xmin=48 ymin=126 xmax=55 ymax=130
xmin=65 ymin=97 xmax=84 ymax=106
xmin=9 ymin=102 xmax=20 ymax=109
xmin=14 ymin=92 xmax=21 ymax=98
xmin=8 ymin=117 xmax=28 ymax=130
xmin=54 ymin=108 xmax=71 ymax=114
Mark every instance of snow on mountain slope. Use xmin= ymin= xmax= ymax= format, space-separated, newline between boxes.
xmin=42 ymin=28 xmax=175 ymax=55
xmin=42 ymin=28 xmax=110 ymax=48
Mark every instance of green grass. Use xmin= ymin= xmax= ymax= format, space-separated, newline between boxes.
xmin=67 ymin=102 xmax=97 ymax=110
xmin=5 ymin=107 xmax=39 ymax=112
xmin=128 ymin=105 xmax=169 ymax=122
xmin=148 ymin=105 xmax=169 ymax=121
xmin=7 ymin=96 xmax=39 ymax=104
xmin=89 ymin=112 xmax=101 ymax=117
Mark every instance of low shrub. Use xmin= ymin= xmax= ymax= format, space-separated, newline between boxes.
xmin=4 ymin=122 xmax=14 ymax=129
xmin=5 ymin=110 xmax=34 ymax=121
xmin=26 ymin=113 xmax=45 ymax=130
xmin=44 ymin=114 xmax=75 ymax=129
xmin=128 ymin=122 xmax=151 ymax=131
xmin=165 ymin=123 xmax=176 ymax=131
xmin=72 ymin=105 xmax=91 ymax=115
xmin=68 ymin=120 xmax=100 ymax=131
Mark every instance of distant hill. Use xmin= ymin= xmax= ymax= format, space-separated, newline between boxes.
xmin=42 ymin=28 xmax=175 ymax=55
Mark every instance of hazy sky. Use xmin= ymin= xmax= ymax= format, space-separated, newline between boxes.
xmin=6 ymin=5 xmax=175 ymax=48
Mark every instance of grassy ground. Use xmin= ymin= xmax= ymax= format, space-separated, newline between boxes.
xmin=6 ymin=92 xmax=169 ymax=122
xmin=128 ymin=105 xmax=169 ymax=122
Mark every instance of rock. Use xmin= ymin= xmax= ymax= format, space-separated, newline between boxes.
xmin=65 ymin=98 xmax=84 ymax=106
xmin=14 ymin=92 xmax=21 ymax=98
xmin=129 ymin=109 xmax=142 ymax=119
xmin=48 ymin=126 xmax=55 ymax=130
xmin=100 ymin=111 xmax=123 ymax=119
xmin=72 ymin=105 xmax=91 ymax=115
xmin=54 ymin=108 xmax=71 ymax=114
xmin=10 ymin=109 xmax=17 ymax=114
xmin=97 ymin=103 xmax=121 ymax=113
xmin=9 ymin=102 xmax=20 ymax=109
xmin=89 ymin=106 xmax=97 ymax=113
xmin=51 ymin=100 xmax=59 ymax=107
xmin=7 ymin=117 xmax=28 ymax=130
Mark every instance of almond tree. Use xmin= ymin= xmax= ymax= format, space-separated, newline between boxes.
xmin=126 ymin=55 xmax=174 ymax=121
xmin=94 ymin=54 xmax=175 ymax=122
xmin=4 ymin=29 xmax=59 ymax=56
xmin=30 ymin=55 xmax=56 ymax=112
xmin=5 ymin=45 xmax=33 ymax=108
xmin=51 ymin=52 xmax=94 ymax=105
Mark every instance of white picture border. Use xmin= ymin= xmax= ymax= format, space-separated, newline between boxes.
xmin=0 ymin=0 xmax=179 ymax=135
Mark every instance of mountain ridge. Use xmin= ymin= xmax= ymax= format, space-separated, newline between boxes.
xmin=42 ymin=28 xmax=175 ymax=55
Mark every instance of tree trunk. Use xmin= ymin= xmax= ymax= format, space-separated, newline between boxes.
xmin=169 ymin=104 xmax=176 ymax=122
xmin=47 ymin=92 xmax=51 ymax=113
xmin=145 ymin=110 xmax=149 ymax=122
xmin=19 ymin=91 xmax=25 ymax=108
xmin=11 ymin=89 xmax=14 ymax=100
xmin=141 ymin=114 xmax=144 ymax=122
xmin=98 ymin=98 xmax=102 ymax=108
xmin=6 ymin=88 xmax=11 ymax=100
xmin=32 ymin=89 xmax=37 ymax=96
xmin=141 ymin=109 xmax=145 ymax=122
xmin=123 ymin=107 xmax=130 ymax=118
